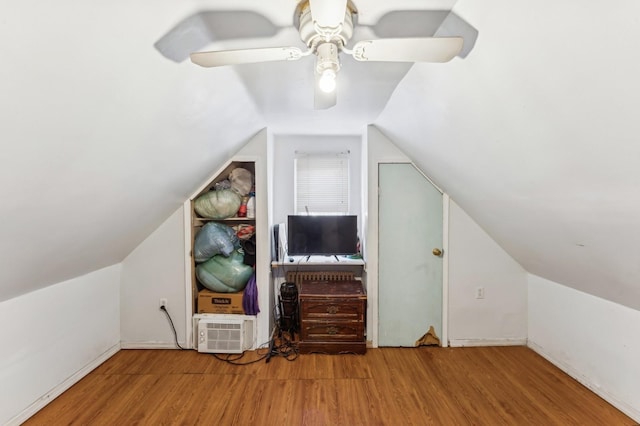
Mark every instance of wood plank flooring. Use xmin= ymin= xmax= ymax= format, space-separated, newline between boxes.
xmin=24 ymin=346 xmax=636 ymax=425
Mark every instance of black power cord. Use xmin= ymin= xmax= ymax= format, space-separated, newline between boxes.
xmin=211 ymin=351 xmax=268 ymax=365
xmin=210 ymin=326 xmax=299 ymax=366
xmin=160 ymin=305 xmax=187 ymax=350
xmin=265 ymin=327 xmax=299 ymax=362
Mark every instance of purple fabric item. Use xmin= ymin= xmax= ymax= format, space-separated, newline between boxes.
xmin=243 ymin=272 xmax=259 ymax=315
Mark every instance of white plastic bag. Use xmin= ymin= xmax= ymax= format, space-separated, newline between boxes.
xmin=194 ymin=189 xmax=241 ymax=219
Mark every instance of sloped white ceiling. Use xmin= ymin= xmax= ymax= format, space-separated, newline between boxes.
xmin=376 ymin=0 xmax=640 ymax=310
xmin=2 ymin=0 xmax=639 ymax=313
xmin=0 ymin=1 xmax=268 ymax=301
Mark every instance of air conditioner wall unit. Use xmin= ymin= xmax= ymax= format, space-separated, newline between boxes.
xmin=193 ymin=314 xmax=256 ymax=354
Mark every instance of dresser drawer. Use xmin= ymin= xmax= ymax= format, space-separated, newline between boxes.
xmin=300 ymin=321 xmax=365 ymax=342
xmin=300 ymin=299 xmax=364 ymax=321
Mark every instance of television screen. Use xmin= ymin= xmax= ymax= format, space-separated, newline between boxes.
xmin=287 ymin=215 xmax=358 ymax=256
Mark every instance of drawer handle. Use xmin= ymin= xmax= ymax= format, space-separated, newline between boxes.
xmin=327 ymin=306 xmax=339 ymax=314
xmin=327 ymin=327 xmax=339 ymax=335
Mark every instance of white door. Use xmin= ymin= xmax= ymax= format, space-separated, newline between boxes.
xmin=378 ymin=163 xmax=443 ymax=346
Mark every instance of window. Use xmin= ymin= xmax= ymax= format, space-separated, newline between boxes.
xmin=294 ymin=152 xmax=349 ymax=215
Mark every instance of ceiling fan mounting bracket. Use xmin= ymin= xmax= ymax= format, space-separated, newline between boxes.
xmin=296 ymin=0 xmax=355 ymax=54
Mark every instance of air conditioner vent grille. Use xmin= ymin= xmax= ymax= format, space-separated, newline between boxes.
xmin=206 ymin=322 xmax=241 ymax=330
xmin=194 ymin=315 xmax=255 ymax=354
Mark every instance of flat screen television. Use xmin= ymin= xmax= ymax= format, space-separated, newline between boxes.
xmin=287 ymin=215 xmax=358 ymax=256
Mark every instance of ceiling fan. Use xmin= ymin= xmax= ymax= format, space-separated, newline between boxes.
xmin=189 ymin=0 xmax=464 ymax=109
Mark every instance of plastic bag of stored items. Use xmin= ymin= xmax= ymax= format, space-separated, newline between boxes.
xmin=229 ymin=168 xmax=252 ymax=196
xmin=194 ymin=189 xmax=241 ymax=219
xmin=196 ymin=250 xmax=253 ymax=292
xmin=193 ymin=222 xmax=240 ymax=263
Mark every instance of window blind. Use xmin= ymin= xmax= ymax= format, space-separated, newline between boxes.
xmin=294 ymin=153 xmax=349 ymax=214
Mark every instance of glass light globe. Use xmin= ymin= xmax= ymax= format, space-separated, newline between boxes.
xmin=318 ymin=69 xmax=337 ymax=93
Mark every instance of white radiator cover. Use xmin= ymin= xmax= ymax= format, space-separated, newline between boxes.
xmin=192 ymin=314 xmax=256 ymax=354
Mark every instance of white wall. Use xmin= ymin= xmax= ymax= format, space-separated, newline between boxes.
xmin=448 ymin=201 xmax=528 ymax=345
xmin=120 ymin=208 xmax=186 ymax=348
xmin=528 ymin=274 xmax=640 ymax=422
xmin=0 ymin=265 xmax=120 ymax=425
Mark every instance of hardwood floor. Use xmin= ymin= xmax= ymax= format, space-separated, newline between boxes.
xmin=25 ymin=346 xmax=635 ymax=425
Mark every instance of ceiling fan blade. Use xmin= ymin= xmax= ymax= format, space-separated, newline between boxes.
xmin=190 ymin=47 xmax=304 ymax=67
xmin=350 ymin=37 xmax=463 ymax=63
xmin=314 ymin=73 xmax=337 ymax=109
xmin=309 ymin=0 xmax=348 ymax=29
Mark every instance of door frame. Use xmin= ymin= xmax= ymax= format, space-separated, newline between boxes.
xmin=368 ymin=161 xmax=450 ymax=348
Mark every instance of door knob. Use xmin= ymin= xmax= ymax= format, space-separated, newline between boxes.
xmin=432 ymin=248 xmax=443 ymax=257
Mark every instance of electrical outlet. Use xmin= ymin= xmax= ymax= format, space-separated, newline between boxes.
xmin=475 ymin=287 xmax=485 ymax=299
xmin=159 ymin=298 xmax=168 ymax=309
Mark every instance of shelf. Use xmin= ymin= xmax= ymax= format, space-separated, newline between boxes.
xmin=272 ymin=256 xmax=365 ymax=268
xmin=195 ymin=216 xmax=255 ymax=221
xmin=271 ymin=257 xmax=366 ymax=279
xmin=193 ymin=217 xmax=256 ymax=226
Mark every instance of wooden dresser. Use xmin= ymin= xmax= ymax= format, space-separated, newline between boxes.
xmin=297 ymin=280 xmax=366 ymax=354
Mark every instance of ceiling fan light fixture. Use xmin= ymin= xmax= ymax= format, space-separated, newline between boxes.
xmin=315 ymin=42 xmax=340 ymax=93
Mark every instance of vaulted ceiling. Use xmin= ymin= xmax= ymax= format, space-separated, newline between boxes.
xmin=2 ymin=0 xmax=639 ymax=311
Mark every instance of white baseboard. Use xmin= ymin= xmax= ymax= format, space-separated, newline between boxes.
xmin=528 ymin=341 xmax=640 ymax=423
xmin=120 ymin=341 xmax=190 ymax=350
xmin=448 ymin=338 xmax=527 ymax=347
xmin=7 ymin=343 xmax=120 ymax=426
